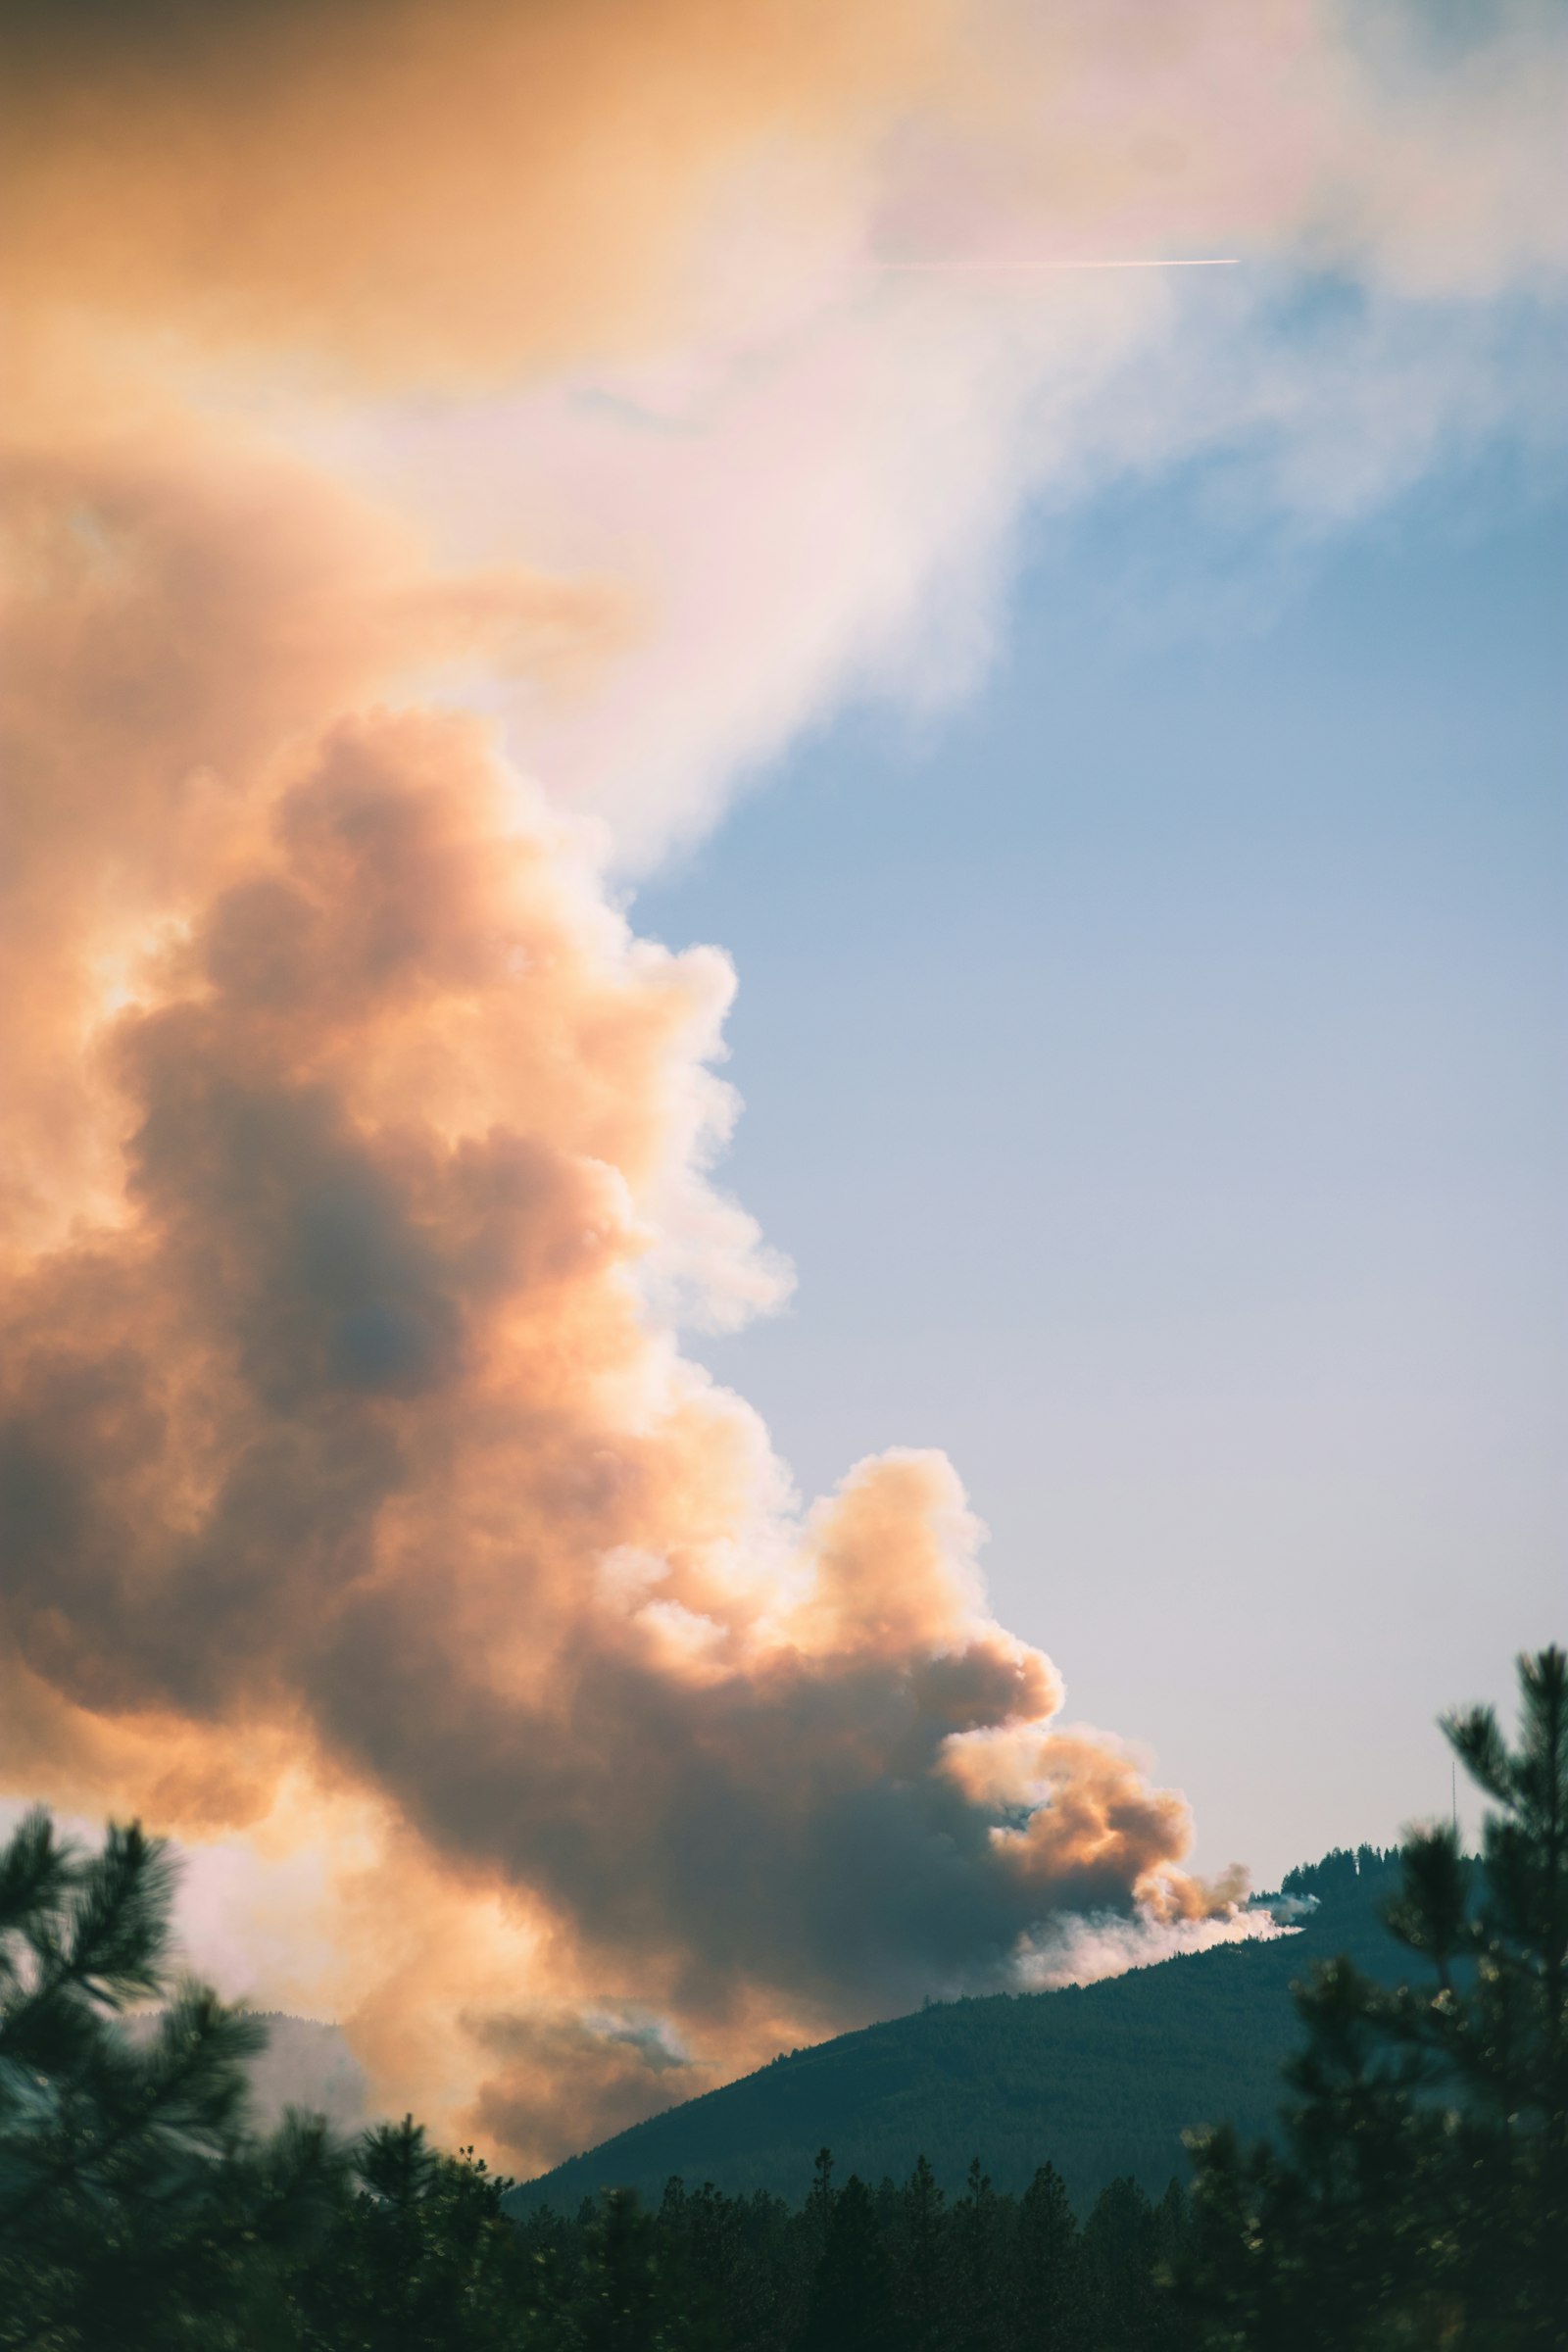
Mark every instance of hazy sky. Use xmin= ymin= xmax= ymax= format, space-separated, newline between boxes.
xmin=3 ymin=0 xmax=1565 ymax=2169
xmin=638 ymin=447 xmax=1568 ymax=1887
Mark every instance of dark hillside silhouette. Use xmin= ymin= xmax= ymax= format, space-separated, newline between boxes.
xmin=506 ymin=1846 xmax=1410 ymax=2215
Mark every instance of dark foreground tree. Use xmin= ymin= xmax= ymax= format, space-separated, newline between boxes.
xmin=1182 ymin=1643 xmax=1568 ymax=2351
xmin=0 ymin=1807 xmax=342 ymax=2351
xmin=288 ymin=2116 xmax=544 ymax=2351
xmin=1013 ymin=2162 xmax=1085 ymax=2351
xmin=0 ymin=1810 xmax=552 ymax=2351
xmin=798 ymin=2171 xmax=898 ymax=2352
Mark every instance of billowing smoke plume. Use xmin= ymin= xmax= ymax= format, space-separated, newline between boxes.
xmin=0 ymin=418 xmax=1236 ymax=2157
xmin=3 ymin=0 xmax=1564 ymax=2168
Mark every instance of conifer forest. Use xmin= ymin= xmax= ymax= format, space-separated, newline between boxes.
xmin=3 ymin=1647 xmax=1564 ymax=2350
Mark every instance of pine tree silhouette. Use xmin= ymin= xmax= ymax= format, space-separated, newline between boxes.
xmin=0 ymin=1809 xmax=340 ymax=2349
xmin=1183 ymin=1643 xmax=1568 ymax=2349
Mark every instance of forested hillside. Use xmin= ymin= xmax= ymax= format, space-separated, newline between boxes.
xmin=507 ymin=1847 xmax=1405 ymax=2214
xmin=7 ymin=1647 xmax=1562 ymax=2348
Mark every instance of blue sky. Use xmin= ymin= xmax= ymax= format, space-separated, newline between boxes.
xmin=636 ymin=450 xmax=1568 ymax=1886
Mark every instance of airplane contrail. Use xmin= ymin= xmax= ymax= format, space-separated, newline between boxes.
xmin=872 ymin=257 xmax=1240 ymax=272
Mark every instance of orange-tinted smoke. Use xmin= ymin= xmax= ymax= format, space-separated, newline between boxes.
xmin=0 ymin=415 xmax=1236 ymax=2160
xmin=0 ymin=0 xmax=951 ymax=382
xmin=0 ymin=0 xmax=1263 ymax=2168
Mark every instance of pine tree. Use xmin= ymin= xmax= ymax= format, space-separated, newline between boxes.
xmin=0 ymin=1808 xmax=341 ymax=2351
xmin=949 ymin=2156 xmax=1008 ymax=2352
xmin=897 ymin=2155 xmax=949 ymax=2352
xmin=1013 ymin=2163 xmax=1086 ymax=2352
xmin=1083 ymin=2177 xmax=1159 ymax=2351
xmin=578 ymin=2186 xmax=670 ymax=2352
xmin=1183 ymin=1642 xmax=1568 ymax=2350
xmin=804 ymin=2146 xmax=835 ymax=2255
xmin=289 ymin=2116 xmax=546 ymax=2350
xmin=798 ymin=2174 xmax=897 ymax=2352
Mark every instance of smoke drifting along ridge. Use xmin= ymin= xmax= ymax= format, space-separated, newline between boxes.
xmin=0 ymin=408 xmax=1240 ymax=2158
xmin=3 ymin=0 xmax=1564 ymax=2167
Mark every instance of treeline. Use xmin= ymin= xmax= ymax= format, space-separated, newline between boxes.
xmin=2 ymin=1645 xmax=1564 ymax=2350
xmin=517 ymin=2152 xmax=1188 ymax=2351
xmin=1276 ymin=1840 xmax=1403 ymax=1904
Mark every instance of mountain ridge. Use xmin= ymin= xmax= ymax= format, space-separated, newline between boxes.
xmin=504 ymin=1845 xmax=1407 ymax=2215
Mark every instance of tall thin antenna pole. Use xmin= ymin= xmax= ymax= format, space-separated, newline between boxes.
xmin=1452 ymin=1760 xmax=1458 ymax=1845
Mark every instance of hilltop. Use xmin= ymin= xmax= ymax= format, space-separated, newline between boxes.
xmin=506 ymin=1845 xmax=1407 ymax=2215
xmin=243 ymin=2012 xmax=368 ymax=2133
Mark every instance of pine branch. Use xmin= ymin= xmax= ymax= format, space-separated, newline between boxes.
xmin=0 ymin=1984 xmax=266 ymax=2232
xmin=1442 ymin=1706 xmax=1511 ymax=1806
xmin=0 ymin=1811 xmax=79 ymax=1947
